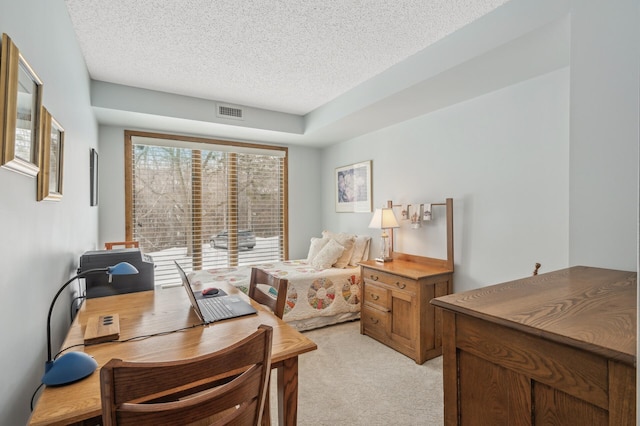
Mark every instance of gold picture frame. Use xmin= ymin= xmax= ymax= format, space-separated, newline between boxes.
xmin=0 ymin=33 xmax=43 ymax=177
xmin=37 ymin=107 xmax=64 ymax=201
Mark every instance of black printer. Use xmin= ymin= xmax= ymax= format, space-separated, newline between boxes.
xmin=79 ymin=248 xmax=155 ymax=298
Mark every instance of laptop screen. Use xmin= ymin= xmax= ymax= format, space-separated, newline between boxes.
xmin=174 ymin=261 xmax=205 ymax=322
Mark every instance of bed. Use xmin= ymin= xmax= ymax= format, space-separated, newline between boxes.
xmin=189 ymin=231 xmax=371 ymax=331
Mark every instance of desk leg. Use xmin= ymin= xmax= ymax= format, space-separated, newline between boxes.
xmin=277 ymin=356 xmax=299 ymax=426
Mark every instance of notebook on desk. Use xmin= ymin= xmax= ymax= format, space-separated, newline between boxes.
xmin=174 ymin=261 xmax=257 ymax=324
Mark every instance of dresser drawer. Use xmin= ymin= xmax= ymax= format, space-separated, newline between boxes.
xmin=360 ymin=260 xmax=452 ymax=364
xmin=361 ymin=305 xmax=389 ymax=337
xmin=364 ymin=269 xmax=417 ymax=293
xmin=363 ymin=281 xmax=389 ymax=309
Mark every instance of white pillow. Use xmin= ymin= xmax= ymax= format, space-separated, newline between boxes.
xmin=349 ymin=235 xmax=372 ymax=266
xmin=310 ymin=238 xmax=345 ymax=269
xmin=306 ymin=237 xmax=330 ymax=262
xmin=322 ymin=231 xmax=356 ymax=268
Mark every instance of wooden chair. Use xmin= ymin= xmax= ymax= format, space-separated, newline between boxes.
xmin=248 ymin=268 xmax=288 ymax=319
xmin=100 ymin=325 xmax=273 ymax=426
xmin=248 ymin=268 xmax=288 ymax=425
xmin=104 ymin=241 xmax=139 ymax=250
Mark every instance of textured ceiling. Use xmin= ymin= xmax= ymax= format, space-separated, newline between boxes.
xmin=64 ymin=0 xmax=509 ymax=116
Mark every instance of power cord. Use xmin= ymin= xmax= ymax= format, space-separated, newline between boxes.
xmin=31 ymin=322 xmax=205 ymax=412
xmin=70 ymin=295 xmax=85 ymax=321
xmin=53 ymin=323 xmax=205 ymax=359
xmin=30 ymin=383 xmax=45 ymax=412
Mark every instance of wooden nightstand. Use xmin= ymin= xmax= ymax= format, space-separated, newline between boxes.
xmin=359 ymin=197 xmax=454 ymax=364
xmin=360 ymin=256 xmax=453 ymax=364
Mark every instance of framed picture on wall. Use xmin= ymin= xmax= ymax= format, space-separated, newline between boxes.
xmin=0 ymin=33 xmax=43 ymax=177
xmin=37 ymin=107 xmax=64 ymax=201
xmin=335 ymin=160 xmax=372 ymax=213
xmin=90 ymin=148 xmax=98 ymax=206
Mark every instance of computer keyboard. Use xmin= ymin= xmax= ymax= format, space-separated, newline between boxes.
xmin=199 ymin=297 xmax=234 ymax=319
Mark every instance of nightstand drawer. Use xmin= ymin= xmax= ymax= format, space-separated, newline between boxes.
xmin=363 ymin=282 xmax=389 ymax=309
xmin=364 ymin=269 xmax=417 ymax=293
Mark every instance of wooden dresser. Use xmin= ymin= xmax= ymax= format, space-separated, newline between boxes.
xmin=359 ymin=197 xmax=454 ymax=364
xmin=431 ymin=266 xmax=637 ymax=425
xmin=360 ymin=255 xmax=453 ymax=363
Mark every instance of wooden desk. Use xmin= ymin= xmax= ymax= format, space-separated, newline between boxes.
xmin=29 ymin=282 xmax=317 ymax=426
xmin=431 ymin=266 xmax=637 ymax=425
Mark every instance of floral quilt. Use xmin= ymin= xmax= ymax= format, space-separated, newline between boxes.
xmin=189 ymin=260 xmax=362 ymax=330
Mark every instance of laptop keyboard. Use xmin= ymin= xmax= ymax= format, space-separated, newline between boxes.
xmin=200 ymin=297 xmax=234 ymax=320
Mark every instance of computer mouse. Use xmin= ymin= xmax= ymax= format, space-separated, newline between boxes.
xmin=202 ymin=287 xmax=219 ymax=297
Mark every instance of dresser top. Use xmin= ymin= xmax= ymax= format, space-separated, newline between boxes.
xmin=431 ymin=266 xmax=637 ymax=364
xmin=359 ymin=259 xmax=453 ymax=280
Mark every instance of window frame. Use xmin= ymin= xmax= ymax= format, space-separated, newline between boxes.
xmin=124 ymin=130 xmax=289 ymax=268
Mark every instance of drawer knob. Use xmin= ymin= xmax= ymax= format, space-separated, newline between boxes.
xmin=371 ymin=294 xmax=379 ymax=300
xmin=396 ymin=282 xmax=406 ymax=289
xmin=369 ymin=317 xmax=379 ymax=324
xmin=370 ymin=274 xmax=379 ymax=281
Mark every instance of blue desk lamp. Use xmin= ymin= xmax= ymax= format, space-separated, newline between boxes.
xmin=42 ymin=261 xmax=139 ymax=386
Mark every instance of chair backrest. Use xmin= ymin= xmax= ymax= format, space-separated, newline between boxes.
xmin=248 ymin=268 xmax=288 ymax=319
xmin=104 ymin=241 xmax=139 ymax=250
xmin=100 ymin=324 xmax=273 ymax=426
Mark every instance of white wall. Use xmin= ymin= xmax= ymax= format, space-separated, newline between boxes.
xmin=569 ymin=0 xmax=639 ymax=271
xmin=285 ymin=144 xmax=324 ymax=258
xmin=322 ymin=0 xmax=639 ymax=291
xmin=96 ymin=125 xmax=323 ymax=260
xmin=322 ymin=69 xmax=570 ymax=292
xmin=0 ymin=1 xmax=99 ymax=425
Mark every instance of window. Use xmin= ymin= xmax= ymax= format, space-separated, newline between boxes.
xmin=125 ymin=131 xmax=288 ymax=286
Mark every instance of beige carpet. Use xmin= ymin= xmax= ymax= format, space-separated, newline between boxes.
xmin=270 ymin=320 xmax=444 ymax=425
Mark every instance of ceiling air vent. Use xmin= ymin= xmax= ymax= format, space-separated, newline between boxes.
xmin=217 ymin=104 xmax=244 ymax=120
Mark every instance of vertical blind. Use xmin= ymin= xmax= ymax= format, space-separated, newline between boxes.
xmin=125 ymin=133 xmax=287 ymax=287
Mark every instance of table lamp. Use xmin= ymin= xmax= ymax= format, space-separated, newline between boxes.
xmin=42 ymin=261 xmax=139 ymax=386
xmin=368 ymin=207 xmax=399 ymax=262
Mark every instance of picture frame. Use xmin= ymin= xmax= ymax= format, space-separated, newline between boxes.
xmin=0 ymin=33 xmax=43 ymax=177
xmin=335 ymin=160 xmax=372 ymax=213
xmin=37 ymin=107 xmax=64 ymax=201
xmin=90 ymin=148 xmax=98 ymax=206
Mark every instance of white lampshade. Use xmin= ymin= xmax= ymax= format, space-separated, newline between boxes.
xmin=369 ymin=207 xmax=399 ymax=262
xmin=368 ymin=208 xmax=399 ymax=229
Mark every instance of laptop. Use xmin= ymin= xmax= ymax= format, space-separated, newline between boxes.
xmin=174 ymin=261 xmax=257 ymax=324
